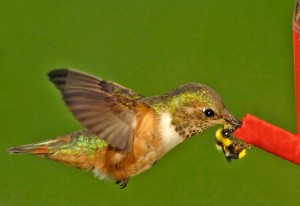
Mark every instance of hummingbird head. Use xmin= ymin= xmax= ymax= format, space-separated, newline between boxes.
xmin=149 ymin=83 xmax=241 ymax=138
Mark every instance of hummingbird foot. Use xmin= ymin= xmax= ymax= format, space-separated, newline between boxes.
xmin=152 ymin=160 xmax=158 ymax=166
xmin=115 ymin=177 xmax=130 ymax=189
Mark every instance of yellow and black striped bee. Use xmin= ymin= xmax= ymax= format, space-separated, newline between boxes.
xmin=215 ymin=128 xmax=249 ymax=162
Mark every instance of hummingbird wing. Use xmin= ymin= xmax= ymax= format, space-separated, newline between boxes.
xmin=48 ymin=69 xmax=148 ymax=152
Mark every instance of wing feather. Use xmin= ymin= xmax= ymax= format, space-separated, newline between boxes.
xmin=48 ymin=69 xmax=148 ymax=152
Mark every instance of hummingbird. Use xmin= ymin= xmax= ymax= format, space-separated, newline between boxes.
xmin=8 ymin=69 xmax=241 ymax=188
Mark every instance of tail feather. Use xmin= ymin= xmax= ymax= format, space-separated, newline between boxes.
xmin=8 ymin=144 xmax=49 ymax=154
xmin=8 ymin=136 xmax=71 ymax=155
xmin=8 ymin=130 xmax=108 ymax=170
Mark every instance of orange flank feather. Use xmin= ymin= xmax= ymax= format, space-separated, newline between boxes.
xmin=94 ymin=102 xmax=162 ymax=180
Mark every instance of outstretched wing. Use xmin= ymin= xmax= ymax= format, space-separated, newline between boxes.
xmin=48 ymin=68 xmax=147 ymax=152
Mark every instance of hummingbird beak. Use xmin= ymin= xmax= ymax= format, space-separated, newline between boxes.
xmin=223 ymin=111 xmax=242 ymax=130
xmin=225 ymin=117 xmax=242 ymax=128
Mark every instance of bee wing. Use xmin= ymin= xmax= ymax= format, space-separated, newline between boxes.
xmin=48 ymin=69 xmax=148 ymax=152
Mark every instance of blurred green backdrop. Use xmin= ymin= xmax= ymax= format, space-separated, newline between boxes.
xmin=1 ymin=0 xmax=299 ymax=205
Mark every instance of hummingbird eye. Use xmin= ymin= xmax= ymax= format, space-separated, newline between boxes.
xmin=203 ymin=108 xmax=215 ymax=117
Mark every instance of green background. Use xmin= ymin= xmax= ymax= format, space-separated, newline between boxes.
xmin=1 ymin=0 xmax=299 ymax=205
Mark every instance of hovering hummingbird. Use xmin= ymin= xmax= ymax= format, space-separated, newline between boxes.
xmin=8 ymin=69 xmax=241 ymax=188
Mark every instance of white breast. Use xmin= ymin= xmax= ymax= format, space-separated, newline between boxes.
xmin=159 ymin=113 xmax=184 ymax=152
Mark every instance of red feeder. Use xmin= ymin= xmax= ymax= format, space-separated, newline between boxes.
xmin=234 ymin=0 xmax=300 ymax=165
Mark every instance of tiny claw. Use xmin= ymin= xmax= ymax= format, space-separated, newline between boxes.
xmin=115 ymin=177 xmax=129 ymax=189
xmin=152 ymin=160 xmax=158 ymax=166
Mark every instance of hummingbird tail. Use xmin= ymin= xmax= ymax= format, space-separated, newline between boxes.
xmin=8 ymin=130 xmax=108 ymax=170
xmin=8 ymin=144 xmax=49 ymax=154
xmin=8 ymin=134 xmax=72 ymax=155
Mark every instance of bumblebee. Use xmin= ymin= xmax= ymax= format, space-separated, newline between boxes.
xmin=215 ymin=128 xmax=249 ymax=162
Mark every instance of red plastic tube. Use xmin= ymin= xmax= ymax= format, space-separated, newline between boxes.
xmin=234 ymin=115 xmax=300 ymax=164
xmin=234 ymin=0 xmax=300 ymax=165
xmin=294 ymin=0 xmax=300 ymax=135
